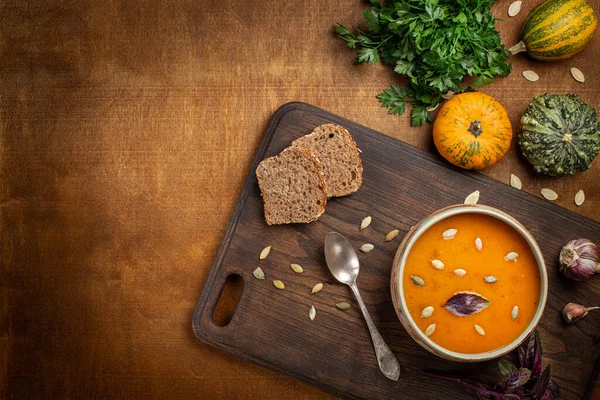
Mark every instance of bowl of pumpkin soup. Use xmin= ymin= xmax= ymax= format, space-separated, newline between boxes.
xmin=391 ymin=204 xmax=547 ymax=362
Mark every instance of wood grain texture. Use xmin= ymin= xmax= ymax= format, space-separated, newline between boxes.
xmin=0 ymin=0 xmax=599 ymax=398
xmin=193 ymin=102 xmax=600 ymax=399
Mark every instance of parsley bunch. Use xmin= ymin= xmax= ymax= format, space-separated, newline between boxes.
xmin=336 ymin=0 xmax=511 ymax=126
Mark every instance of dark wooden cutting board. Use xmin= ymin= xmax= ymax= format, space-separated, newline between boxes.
xmin=192 ymin=102 xmax=600 ymax=399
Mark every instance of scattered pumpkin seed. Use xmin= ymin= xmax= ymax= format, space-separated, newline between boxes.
xmin=431 ymin=259 xmax=445 ymax=270
xmin=309 ymin=306 xmax=316 ymax=321
xmin=411 ymin=275 xmax=425 ymax=287
xmin=505 ymin=252 xmax=519 ymax=261
xmin=259 ymin=246 xmax=272 ymax=260
xmin=360 ymin=216 xmax=372 ymax=230
xmin=474 ymin=324 xmax=486 ymax=336
xmin=510 ymin=174 xmax=522 ymax=190
xmin=441 ymin=91 xmax=455 ymax=100
xmin=508 ymin=0 xmax=522 ymax=17
xmin=360 ymin=243 xmax=374 ymax=253
xmin=454 ymin=269 xmax=467 ymax=277
xmin=475 ymin=237 xmax=483 ymax=251
xmin=442 ymin=228 xmax=458 ymax=240
xmin=311 ymin=282 xmax=323 ymax=294
xmin=385 ymin=229 xmax=400 ymax=242
xmin=540 ymin=188 xmax=558 ymax=201
xmin=575 ymin=190 xmax=585 ymax=206
xmin=522 ymin=70 xmax=539 ymax=82
xmin=484 ymin=275 xmax=497 ymax=284
xmin=511 ymin=305 xmax=519 ymax=320
xmin=570 ymin=67 xmax=585 ymax=83
xmin=464 ymin=190 xmax=480 ymax=205
xmin=425 ymin=323 xmax=436 ymax=337
xmin=421 ymin=306 xmax=434 ymax=318
xmin=273 ymin=280 xmax=285 ymax=290
xmin=290 ymin=263 xmax=303 ymax=273
xmin=252 ymin=267 xmax=265 ymax=280
xmin=426 ymin=103 xmax=440 ymax=112
xmin=336 ymin=302 xmax=351 ymax=310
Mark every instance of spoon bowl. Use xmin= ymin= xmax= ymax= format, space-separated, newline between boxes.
xmin=324 ymin=232 xmax=360 ymax=285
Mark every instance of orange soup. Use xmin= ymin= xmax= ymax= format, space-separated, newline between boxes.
xmin=403 ymin=213 xmax=541 ymax=354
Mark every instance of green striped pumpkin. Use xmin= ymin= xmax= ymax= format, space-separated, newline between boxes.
xmin=509 ymin=0 xmax=597 ymax=61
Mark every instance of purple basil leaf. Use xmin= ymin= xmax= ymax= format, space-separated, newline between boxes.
xmin=518 ymin=331 xmax=536 ymax=369
xmin=518 ymin=368 xmax=532 ymax=386
xmin=504 ymin=371 xmax=521 ymax=389
xmin=519 ymin=330 xmax=542 ymax=378
xmin=499 ymin=360 xmax=518 ymax=376
xmin=444 ymin=291 xmax=491 ymax=316
xmin=532 ymin=365 xmax=551 ymax=398
xmin=546 ymin=380 xmax=560 ymax=399
xmin=505 ymin=368 xmax=532 ymax=390
xmin=425 ymin=371 xmax=523 ymax=400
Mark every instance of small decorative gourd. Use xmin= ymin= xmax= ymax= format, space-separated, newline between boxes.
xmin=509 ymin=0 xmax=597 ymax=61
xmin=433 ymin=92 xmax=512 ymax=170
xmin=519 ymin=94 xmax=600 ymax=176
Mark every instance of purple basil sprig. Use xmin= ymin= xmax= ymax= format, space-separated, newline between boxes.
xmin=443 ymin=291 xmax=491 ymax=316
xmin=426 ymin=329 xmax=559 ymax=399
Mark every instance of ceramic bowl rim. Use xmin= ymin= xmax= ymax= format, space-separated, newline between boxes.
xmin=392 ymin=204 xmax=548 ymax=362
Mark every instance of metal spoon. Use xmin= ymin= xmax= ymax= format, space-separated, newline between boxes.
xmin=324 ymin=232 xmax=401 ymax=381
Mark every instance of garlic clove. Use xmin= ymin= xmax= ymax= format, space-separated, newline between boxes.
xmin=559 ymin=239 xmax=599 ymax=281
xmin=562 ymin=302 xmax=599 ymax=324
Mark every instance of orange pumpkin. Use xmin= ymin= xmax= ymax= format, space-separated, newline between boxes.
xmin=433 ymin=92 xmax=512 ymax=170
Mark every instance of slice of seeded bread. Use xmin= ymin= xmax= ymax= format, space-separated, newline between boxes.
xmin=292 ymin=124 xmax=363 ymax=197
xmin=256 ymin=146 xmax=327 ymax=225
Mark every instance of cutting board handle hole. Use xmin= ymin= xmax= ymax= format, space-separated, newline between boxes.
xmin=212 ymin=274 xmax=244 ymax=327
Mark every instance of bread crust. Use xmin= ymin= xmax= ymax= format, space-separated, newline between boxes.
xmin=256 ymin=146 xmax=327 ymax=225
xmin=292 ymin=124 xmax=363 ymax=197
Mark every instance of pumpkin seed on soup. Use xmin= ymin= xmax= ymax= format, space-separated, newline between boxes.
xmin=511 ymin=306 xmax=519 ymax=320
xmin=453 ymin=269 xmax=467 ymax=277
xmin=475 ymin=237 xmax=483 ymax=251
xmin=421 ymin=306 xmax=434 ymax=318
xmin=474 ymin=324 xmax=486 ymax=336
xmin=431 ymin=259 xmax=444 ymax=270
xmin=411 ymin=275 xmax=425 ymax=287
xmin=424 ymin=323 xmax=436 ymax=337
xmin=505 ymin=252 xmax=519 ymax=261
xmin=442 ymin=229 xmax=457 ymax=240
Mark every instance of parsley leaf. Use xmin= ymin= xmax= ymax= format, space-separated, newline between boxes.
xmin=336 ymin=0 xmax=511 ymax=126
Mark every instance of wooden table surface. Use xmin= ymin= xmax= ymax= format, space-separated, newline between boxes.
xmin=2 ymin=0 xmax=599 ymax=398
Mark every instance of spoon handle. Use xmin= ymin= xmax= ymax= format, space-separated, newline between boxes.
xmin=350 ymin=283 xmax=401 ymax=381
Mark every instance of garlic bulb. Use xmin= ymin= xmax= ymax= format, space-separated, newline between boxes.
xmin=562 ymin=302 xmax=599 ymax=324
xmin=559 ymin=239 xmax=599 ymax=281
